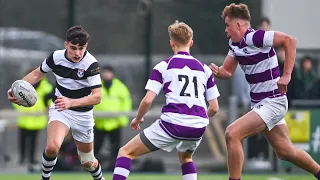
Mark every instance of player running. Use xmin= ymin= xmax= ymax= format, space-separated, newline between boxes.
xmin=209 ymin=3 xmax=320 ymax=180
xmin=111 ymin=21 xmax=220 ymax=180
xmin=8 ymin=26 xmax=105 ymax=180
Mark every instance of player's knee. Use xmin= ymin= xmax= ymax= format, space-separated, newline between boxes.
xmin=225 ymin=125 xmax=237 ymax=143
xmin=45 ymin=142 xmax=60 ymax=156
xmin=78 ymin=150 xmax=96 ymax=169
xmin=118 ymin=146 xmax=134 ymax=159
xmin=118 ymin=146 xmax=129 ymax=156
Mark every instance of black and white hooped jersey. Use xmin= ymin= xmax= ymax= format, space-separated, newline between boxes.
xmin=40 ymin=49 xmax=102 ymax=112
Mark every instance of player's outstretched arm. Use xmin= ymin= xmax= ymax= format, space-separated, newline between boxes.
xmin=22 ymin=67 xmax=45 ymax=85
xmin=136 ymin=90 xmax=157 ymax=120
xmin=207 ymin=98 xmax=219 ymax=117
xmin=209 ymin=55 xmax=238 ymax=80
xmin=130 ymin=90 xmax=157 ymax=130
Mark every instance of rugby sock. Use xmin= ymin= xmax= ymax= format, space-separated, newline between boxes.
xmin=86 ymin=161 xmax=103 ymax=180
xmin=112 ymin=157 xmax=132 ymax=180
xmin=41 ymin=151 xmax=57 ymax=180
xmin=181 ymin=162 xmax=197 ymax=180
xmin=229 ymin=178 xmax=240 ymax=180
xmin=314 ymin=170 xmax=320 ymax=179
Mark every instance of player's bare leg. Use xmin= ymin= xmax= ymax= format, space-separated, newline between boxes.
xmin=263 ymin=124 xmax=320 ymax=179
xmin=178 ymin=151 xmax=197 ymax=180
xmin=112 ymin=134 xmax=152 ymax=180
xmin=42 ymin=121 xmax=69 ymax=180
xmin=225 ymin=111 xmax=266 ymax=180
xmin=75 ymin=140 xmax=104 ymax=180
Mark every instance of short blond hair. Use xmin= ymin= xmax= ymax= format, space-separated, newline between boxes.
xmin=221 ymin=3 xmax=251 ymax=21
xmin=168 ymin=20 xmax=193 ymax=45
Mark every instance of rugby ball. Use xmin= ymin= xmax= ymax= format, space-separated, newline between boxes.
xmin=11 ymin=80 xmax=37 ymax=107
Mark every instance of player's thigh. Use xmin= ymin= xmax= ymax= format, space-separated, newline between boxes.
xmin=47 ymin=108 xmax=70 ymax=147
xmin=262 ymin=124 xmax=292 ymax=153
xmin=119 ymin=134 xmax=151 ymax=158
xmin=67 ymin=112 xmax=95 ymax=145
xmin=252 ymin=96 xmax=288 ymax=131
xmin=142 ymin=120 xmax=178 ymax=152
xmin=226 ymin=110 xmax=266 ymax=140
xmin=71 ymin=123 xmax=94 ymax=145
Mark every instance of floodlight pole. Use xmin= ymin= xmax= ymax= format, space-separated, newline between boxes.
xmin=144 ymin=0 xmax=153 ymax=82
xmin=68 ymin=0 xmax=76 ymax=27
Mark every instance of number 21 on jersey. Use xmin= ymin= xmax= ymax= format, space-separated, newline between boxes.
xmin=178 ymin=75 xmax=199 ymax=98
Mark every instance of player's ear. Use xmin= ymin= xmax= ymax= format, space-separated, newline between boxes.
xmin=189 ymin=40 xmax=193 ymax=47
xmin=237 ymin=21 xmax=241 ymax=30
xmin=170 ymin=40 xmax=174 ymax=48
xmin=64 ymin=41 xmax=68 ymax=49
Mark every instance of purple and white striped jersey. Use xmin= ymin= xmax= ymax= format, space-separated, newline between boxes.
xmin=228 ymin=28 xmax=284 ymax=104
xmin=145 ymin=51 xmax=220 ymax=140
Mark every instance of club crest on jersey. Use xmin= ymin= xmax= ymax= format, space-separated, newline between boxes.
xmin=77 ymin=69 xmax=85 ymax=78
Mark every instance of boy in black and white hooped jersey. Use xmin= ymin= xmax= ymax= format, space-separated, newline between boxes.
xmin=8 ymin=26 xmax=105 ymax=180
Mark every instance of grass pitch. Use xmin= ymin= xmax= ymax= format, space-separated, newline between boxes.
xmin=0 ymin=173 xmax=315 ymax=180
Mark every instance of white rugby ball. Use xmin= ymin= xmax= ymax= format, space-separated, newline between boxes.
xmin=11 ymin=80 xmax=37 ymax=107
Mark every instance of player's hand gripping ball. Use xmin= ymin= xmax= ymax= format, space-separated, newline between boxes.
xmin=11 ymin=80 xmax=37 ymax=107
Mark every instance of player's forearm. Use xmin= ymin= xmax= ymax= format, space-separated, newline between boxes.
xmin=216 ymin=66 xmax=233 ymax=79
xmin=22 ymin=67 xmax=44 ymax=85
xmin=283 ymin=37 xmax=297 ymax=76
xmin=136 ymin=99 xmax=152 ymax=120
xmin=71 ymin=94 xmax=101 ymax=107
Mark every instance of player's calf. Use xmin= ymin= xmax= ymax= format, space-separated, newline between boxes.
xmin=78 ymin=150 xmax=103 ymax=180
xmin=41 ymin=151 xmax=57 ymax=180
xmin=178 ymin=152 xmax=197 ymax=180
xmin=112 ymin=147 xmax=135 ymax=180
xmin=273 ymin=144 xmax=295 ymax=161
xmin=113 ymin=134 xmax=152 ymax=180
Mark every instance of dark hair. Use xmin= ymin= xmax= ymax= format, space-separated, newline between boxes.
xmin=259 ymin=17 xmax=271 ymax=25
xmin=66 ymin=26 xmax=90 ymax=46
xmin=102 ymin=65 xmax=114 ymax=72
xmin=301 ymin=56 xmax=313 ymax=64
xmin=221 ymin=3 xmax=251 ymax=21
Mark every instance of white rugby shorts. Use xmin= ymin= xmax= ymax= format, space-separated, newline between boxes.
xmin=252 ymin=95 xmax=288 ymax=130
xmin=140 ymin=119 xmax=202 ymax=153
xmin=48 ymin=103 xmax=95 ymax=143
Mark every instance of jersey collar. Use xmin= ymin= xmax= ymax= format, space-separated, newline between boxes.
xmin=176 ymin=51 xmax=190 ymax=55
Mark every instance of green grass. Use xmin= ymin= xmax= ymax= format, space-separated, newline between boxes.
xmin=0 ymin=173 xmax=315 ymax=180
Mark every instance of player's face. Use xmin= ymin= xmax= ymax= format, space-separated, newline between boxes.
xmin=224 ymin=16 xmax=242 ymax=43
xmin=64 ymin=42 xmax=88 ymax=62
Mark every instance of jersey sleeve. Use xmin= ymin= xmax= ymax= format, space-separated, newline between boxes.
xmin=145 ymin=61 xmax=167 ymax=95
xmin=228 ymin=49 xmax=235 ymax=58
xmin=40 ymin=52 xmax=55 ymax=73
xmin=227 ymin=40 xmax=236 ymax=58
xmin=86 ymin=61 xmax=102 ymax=89
xmin=204 ymin=65 xmax=220 ymax=101
xmin=245 ymin=30 xmax=275 ymax=48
